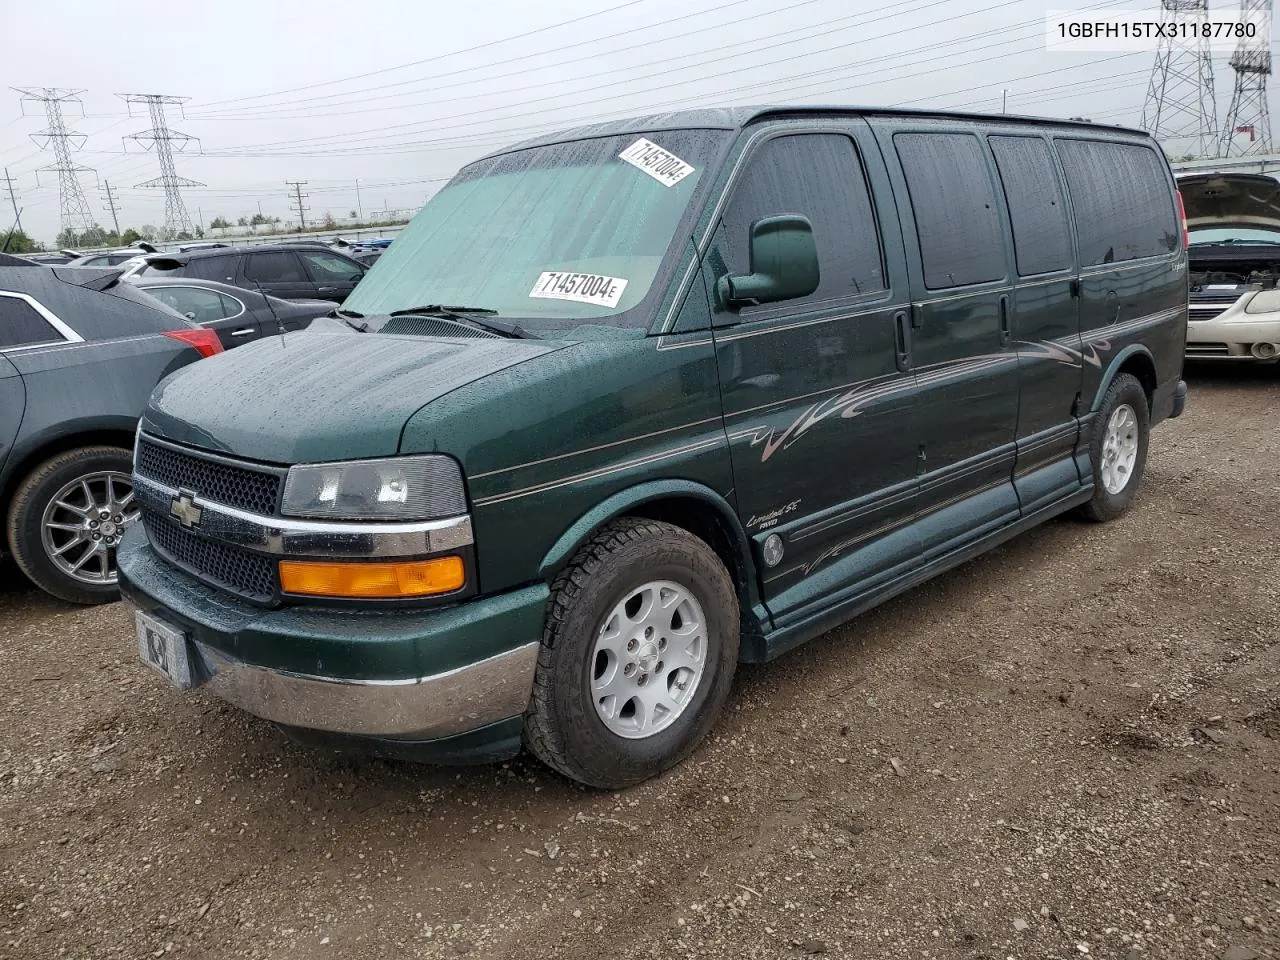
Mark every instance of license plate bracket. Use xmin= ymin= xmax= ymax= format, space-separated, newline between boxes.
xmin=135 ymin=609 xmax=195 ymax=690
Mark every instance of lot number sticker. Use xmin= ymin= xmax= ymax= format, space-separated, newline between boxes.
xmin=529 ymin=271 xmax=629 ymax=309
xmin=618 ymin=138 xmax=695 ymax=187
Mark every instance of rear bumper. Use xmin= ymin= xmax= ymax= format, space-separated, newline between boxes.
xmin=117 ymin=527 xmax=547 ymax=744
xmin=1170 ymin=379 xmax=1188 ymax=419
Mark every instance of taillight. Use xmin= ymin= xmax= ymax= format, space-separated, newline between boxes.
xmin=163 ymin=327 xmax=223 ymax=358
xmin=1175 ymin=190 xmax=1190 ymax=249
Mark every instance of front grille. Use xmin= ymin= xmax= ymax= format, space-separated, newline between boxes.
xmin=137 ymin=437 xmax=281 ymax=515
xmin=1188 ymin=306 xmax=1227 ymax=322
xmin=1186 ymin=342 xmax=1230 ymax=356
xmin=145 ymin=517 xmax=277 ymax=603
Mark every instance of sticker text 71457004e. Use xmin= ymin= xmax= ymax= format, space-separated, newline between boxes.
xmin=618 ymin=138 xmax=696 ymax=188
xmin=529 ymin=271 xmax=629 ymax=309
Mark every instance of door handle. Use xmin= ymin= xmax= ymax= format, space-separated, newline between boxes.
xmin=998 ymin=294 xmax=1011 ymax=348
xmin=230 ymin=327 xmax=255 ymax=337
xmin=893 ymin=310 xmax=912 ymax=373
xmin=317 ymin=286 xmax=335 ymax=294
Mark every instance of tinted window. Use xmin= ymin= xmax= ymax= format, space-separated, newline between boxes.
xmin=147 ymin=286 xmax=240 ymax=323
xmin=244 ymin=251 xmax=305 ymax=283
xmin=184 ymin=254 xmax=238 ymax=282
xmin=895 ymin=132 xmax=1006 ymax=289
xmin=299 ymin=251 xmax=364 ymax=282
xmin=721 ymin=133 xmax=886 ymax=305
xmin=0 ymin=296 xmax=59 ymax=347
xmin=989 ymin=136 xmax=1073 ymax=276
xmin=1055 ymin=139 xmax=1178 ymax=265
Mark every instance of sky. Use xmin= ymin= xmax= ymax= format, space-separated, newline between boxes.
xmin=0 ymin=0 xmax=1268 ymax=244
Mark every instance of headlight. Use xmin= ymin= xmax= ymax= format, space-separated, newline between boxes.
xmin=1246 ymin=289 xmax=1280 ymax=314
xmin=282 ymin=455 xmax=467 ymax=521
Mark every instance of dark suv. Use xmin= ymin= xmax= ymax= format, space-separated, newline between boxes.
xmin=126 ymin=242 xmax=369 ymax=302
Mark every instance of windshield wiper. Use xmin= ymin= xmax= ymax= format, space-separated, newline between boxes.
xmin=1196 ymin=238 xmax=1280 ymax=246
xmin=329 ymin=307 xmax=368 ymax=332
xmin=388 ymin=305 xmax=536 ymax=339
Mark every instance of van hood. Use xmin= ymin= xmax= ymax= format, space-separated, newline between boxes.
xmin=142 ymin=330 xmax=562 ymax=464
xmin=1179 ymin=172 xmax=1280 ymax=229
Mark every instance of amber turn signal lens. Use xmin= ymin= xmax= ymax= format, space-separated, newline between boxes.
xmin=279 ymin=556 xmax=465 ymax=598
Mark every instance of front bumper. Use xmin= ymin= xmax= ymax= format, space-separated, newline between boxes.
xmin=117 ymin=527 xmax=548 ymax=742
xmin=1186 ymin=299 xmax=1280 ymax=359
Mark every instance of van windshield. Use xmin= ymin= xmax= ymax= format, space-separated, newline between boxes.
xmin=342 ymin=129 xmax=729 ymax=334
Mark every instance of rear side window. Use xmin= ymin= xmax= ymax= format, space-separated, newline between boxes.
xmin=721 ymin=133 xmax=886 ymax=305
xmin=1055 ymin=139 xmax=1178 ymax=265
xmin=989 ymin=136 xmax=1073 ymax=276
xmin=0 ymin=295 xmax=60 ymax=347
xmin=184 ymin=255 xmax=238 ymax=282
xmin=895 ymin=132 xmax=1007 ymax=289
xmin=244 ymin=251 xmax=306 ymax=283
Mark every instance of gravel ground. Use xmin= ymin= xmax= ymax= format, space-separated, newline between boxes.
xmin=1 ymin=364 xmax=1278 ymax=960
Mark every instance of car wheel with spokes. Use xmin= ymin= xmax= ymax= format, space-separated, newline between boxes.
xmin=1079 ymin=372 xmax=1150 ymax=523
xmin=6 ymin=446 xmax=139 ymax=604
xmin=524 ymin=518 xmax=740 ymax=789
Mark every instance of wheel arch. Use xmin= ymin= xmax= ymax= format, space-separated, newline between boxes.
xmin=1 ymin=422 xmax=137 ymax=525
xmin=537 ymin=480 xmax=768 ymax=644
xmin=1092 ymin=345 xmax=1157 ymax=414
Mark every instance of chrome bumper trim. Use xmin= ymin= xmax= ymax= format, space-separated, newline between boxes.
xmin=133 ymin=474 xmax=473 ymax=559
xmin=196 ymin=641 xmax=539 ymax=738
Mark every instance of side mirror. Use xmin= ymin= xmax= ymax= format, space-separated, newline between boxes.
xmin=716 ymin=215 xmax=820 ymax=309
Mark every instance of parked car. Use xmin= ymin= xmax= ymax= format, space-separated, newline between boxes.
xmin=0 ymin=265 xmax=222 ymax=603
xmin=18 ymin=251 xmax=80 ymax=265
xmin=1179 ymin=171 xmax=1280 ymax=361
xmin=121 ymin=242 xmax=369 ymax=302
xmin=119 ymin=107 xmax=1188 ymax=788
xmin=64 ymin=243 xmax=159 ymax=268
xmin=131 ymin=277 xmax=334 ymax=350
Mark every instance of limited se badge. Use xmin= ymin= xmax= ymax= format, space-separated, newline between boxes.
xmin=529 ymin=271 xmax=628 ymax=309
xmin=618 ymin=138 xmax=695 ymax=187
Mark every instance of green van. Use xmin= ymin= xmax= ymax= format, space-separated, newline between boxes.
xmin=119 ymin=107 xmax=1188 ymax=788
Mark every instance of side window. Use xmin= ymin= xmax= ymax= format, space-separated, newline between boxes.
xmin=721 ymin=133 xmax=886 ymax=306
xmin=0 ymin=296 xmax=61 ymax=348
xmin=148 ymin=287 xmax=235 ymax=323
xmin=299 ymin=251 xmax=364 ymax=282
xmin=1055 ymin=139 xmax=1178 ymax=265
xmin=895 ymin=132 xmax=1007 ymax=289
xmin=243 ymin=252 xmax=306 ymax=283
xmin=180 ymin=256 xmax=231 ymax=282
xmin=989 ymin=136 xmax=1073 ymax=276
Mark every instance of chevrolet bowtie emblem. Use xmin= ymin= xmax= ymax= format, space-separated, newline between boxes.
xmin=170 ymin=490 xmax=203 ymax=529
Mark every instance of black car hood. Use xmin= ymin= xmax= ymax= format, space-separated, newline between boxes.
xmin=142 ymin=330 xmax=562 ymax=463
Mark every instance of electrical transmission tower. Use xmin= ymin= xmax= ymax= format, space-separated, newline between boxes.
xmin=101 ymin=180 xmax=122 ymax=235
xmin=1221 ymin=0 xmax=1274 ymax=155
xmin=12 ymin=87 xmax=99 ymax=237
xmin=119 ymin=93 xmax=203 ymax=239
xmin=1141 ymin=1 xmax=1219 ymax=158
xmin=286 ymin=181 xmax=310 ymax=231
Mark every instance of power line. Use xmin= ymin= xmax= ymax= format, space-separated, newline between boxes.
xmin=12 ymin=87 xmax=99 ymax=236
xmin=194 ymin=0 xmax=661 ymax=110
xmin=120 ymin=93 xmax=204 ymax=238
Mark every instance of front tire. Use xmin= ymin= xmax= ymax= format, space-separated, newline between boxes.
xmin=1078 ymin=373 xmax=1149 ymax=522
xmin=5 ymin=446 xmax=139 ymax=604
xmin=524 ymin=518 xmax=740 ymax=789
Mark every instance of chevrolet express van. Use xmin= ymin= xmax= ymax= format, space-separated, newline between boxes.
xmin=119 ymin=107 xmax=1188 ymax=788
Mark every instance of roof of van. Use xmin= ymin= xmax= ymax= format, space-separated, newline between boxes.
xmin=489 ymin=106 xmax=1149 ymax=158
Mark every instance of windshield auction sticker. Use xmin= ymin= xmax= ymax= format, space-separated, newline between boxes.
xmin=529 ymin=271 xmax=629 ymax=308
xmin=618 ymin=138 xmax=696 ymax=187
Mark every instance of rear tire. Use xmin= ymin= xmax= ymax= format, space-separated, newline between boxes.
xmin=524 ymin=518 xmax=740 ymax=789
xmin=5 ymin=446 xmax=138 ymax=604
xmin=1078 ymin=373 xmax=1149 ymax=522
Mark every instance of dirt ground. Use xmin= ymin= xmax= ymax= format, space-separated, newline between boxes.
xmin=1 ymin=364 xmax=1278 ymax=960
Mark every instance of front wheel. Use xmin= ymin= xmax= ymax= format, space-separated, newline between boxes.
xmin=1078 ymin=373 xmax=1150 ymax=522
xmin=5 ymin=446 xmax=139 ymax=604
xmin=524 ymin=518 xmax=740 ymax=789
